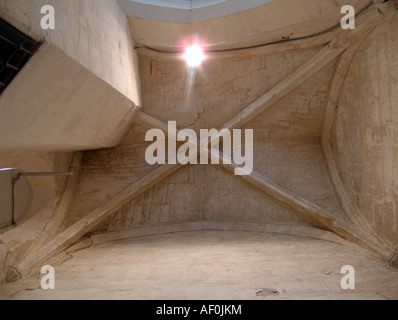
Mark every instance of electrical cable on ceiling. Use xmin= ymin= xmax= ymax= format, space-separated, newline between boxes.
xmin=134 ymin=0 xmax=376 ymax=54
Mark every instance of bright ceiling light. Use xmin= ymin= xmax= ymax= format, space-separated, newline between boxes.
xmin=183 ymin=45 xmax=205 ymax=67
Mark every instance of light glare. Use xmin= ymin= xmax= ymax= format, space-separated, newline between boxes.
xmin=183 ymin=45 xmax=205 ymax=67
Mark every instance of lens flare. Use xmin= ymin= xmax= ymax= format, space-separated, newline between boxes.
xmin=183 ymin=45 xmax=205 ymax=67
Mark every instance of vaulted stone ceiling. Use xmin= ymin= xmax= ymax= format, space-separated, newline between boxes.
xmin=52 ymin=1 xmax=396 ymax=268
xmin=0 ymin=0 xmax=397 ymax=287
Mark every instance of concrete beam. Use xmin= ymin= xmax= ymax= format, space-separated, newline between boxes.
xmin=0 ymin=44 xmax=141 ymax=152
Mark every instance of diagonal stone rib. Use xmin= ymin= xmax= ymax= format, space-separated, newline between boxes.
xmin=212 ymin=150 xmax=394 ymax=259
xmin=11 ymin=162 xmax=185 ymax=280
xmin=218 ymin=7 xmax=385 ymax=131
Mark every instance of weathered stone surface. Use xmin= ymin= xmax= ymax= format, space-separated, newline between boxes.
xmin=331 ymin=12 xmax=398 ymax=249
xmin=2 ymin=230 xmax=398 ymax=300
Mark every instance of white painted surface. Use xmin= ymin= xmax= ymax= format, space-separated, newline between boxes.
xmin=118 ymin=0 xmax=274 ymax=22
xmin=128 ymin=0 xmax=226 ymax=9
